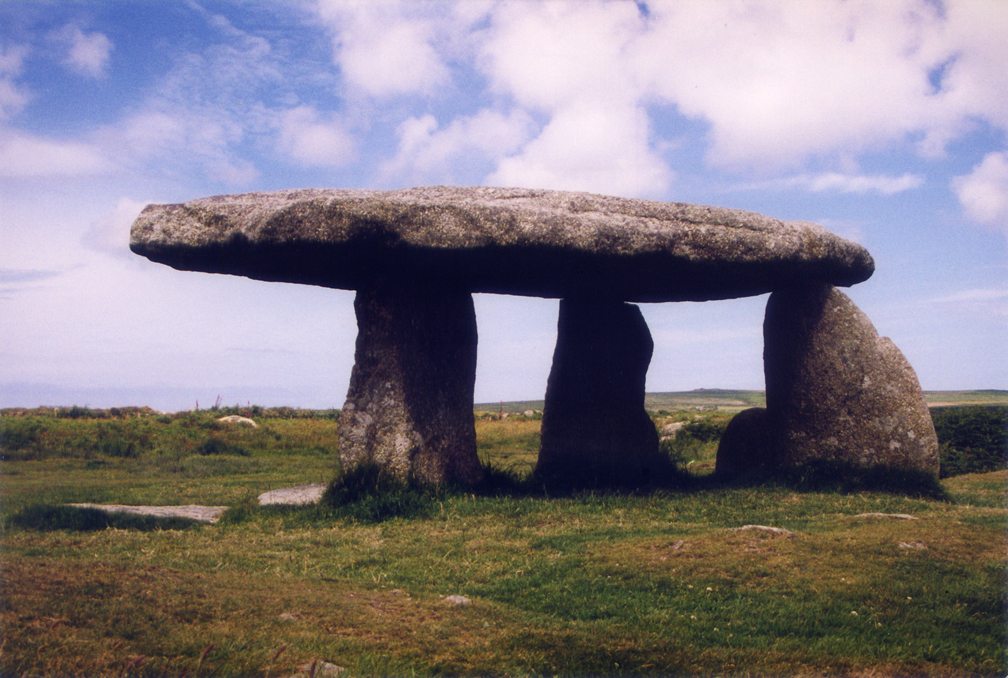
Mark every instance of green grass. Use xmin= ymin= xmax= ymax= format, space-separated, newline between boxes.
xmin=1 ymin=406 xmax=1005 ymax=677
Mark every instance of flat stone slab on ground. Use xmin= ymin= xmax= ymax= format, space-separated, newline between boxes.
xmin=69 ymin=503 xmax=229 ymax=524
xmin=257 ymin=482 xmax=327 ymax=505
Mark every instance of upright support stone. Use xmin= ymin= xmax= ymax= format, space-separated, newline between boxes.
xmin=763 ymin=282 xmax=939 ymax=475
xmin=338 ymin=285 xmax=483 ymax=486
xmin=536 ymin=298 xmax=663 ymax=488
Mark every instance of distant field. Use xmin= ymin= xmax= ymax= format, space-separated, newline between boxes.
xmin=923 ymin=390 xmax=1008 ymax=406
xmin=478 ymin=390 xmax=1008 ymax=414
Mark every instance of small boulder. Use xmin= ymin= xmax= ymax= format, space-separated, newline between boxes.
xmin=763 ymin=283 xmax=939 ymax=474
xmin=715 ymin=407 xmax=772 ymax=477
xmin=217 ymin=415 xmax=258 ymax=427
xmin=290 ymin=661 xmax=345 ymax=678
xmin=660 ymin=422 xmax=685 ymax=438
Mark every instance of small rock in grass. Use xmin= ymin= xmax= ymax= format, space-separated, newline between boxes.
xmin=731 ymin=525 xmax=795 ymax=537
xmin=290 ymin=660 xmax=345 ymax=678
xmin=258 ymin=483 xmax=327 ymax=506
xmin=217 ymin=415 xmax=258 ymax=427
xmin=855 ymin=513 xmax=918 ymax=520
xmin=899 ymin=541 xmax=927 ymax=550
xmin=444 ymin=595 xmax=471 ymax=606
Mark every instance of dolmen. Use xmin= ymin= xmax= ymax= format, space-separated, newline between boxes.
xmin=130 ymin=186 xmax=939 ymax=487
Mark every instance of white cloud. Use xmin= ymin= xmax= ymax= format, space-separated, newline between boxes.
xmin=633 ymin=1 xmax=956 ymax=170
xmin=478 ymin=2 xmax=645 ymax=111
xmin=277 ymin=105 xmax=356 ymax=167
xmin=115 ymin=111 xmax=185 ymax=159
xmin=755 ymin=172 xmax=925 ymax=195
xmin=57 ymin=25 xmax=113 ymax=78
xmin=931 ymin=288 xmax=1008 ymax=304
xmin=918 ymin=0 xmax=1008 ymax=155
xmin=817 ymin=219 xmax=867 ymax=246
xmin=487 ymin=102 xmax=672 ymax=197
xmin=108 ymin=108 xmax=259 ymax=185
xmin=952 ymin=151 xmax=1008 ymax=232
xmin=0 ymin=129 xmax=114 ymax=177
xmin=82 ymin=197 xmax=149 ymax=255
xmin=91 ymin=13 xmax=290 ymax=188
xmin=929 ymin=287 xmax=1008 ymax=320
xmin=318 ymin=2 xmax=452 ymax=98
xmin=475 ymin=3 xmax=673 ymax=195
xmin=381 ymin=108 xmax=534 ymax=183
xmin=0 ymin=44 xmax=29 ymax=119
xmin=470 ymin=0 xmax=996 ymax=192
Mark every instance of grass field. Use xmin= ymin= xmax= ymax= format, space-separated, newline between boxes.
xmin=1 ymin=406 xmax=1005 ymax=677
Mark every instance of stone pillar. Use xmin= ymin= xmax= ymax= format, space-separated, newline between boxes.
xmin=338 ymin=285 xmax=483 ymax=486
xmin=763 ymin=282 xmax=939 ymax=474
xmin=536 ymin=297 xmax=663 ymax=488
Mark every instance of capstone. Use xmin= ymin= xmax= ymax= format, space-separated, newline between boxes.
xmin=130 ymin=186 xmax=874 ymax=302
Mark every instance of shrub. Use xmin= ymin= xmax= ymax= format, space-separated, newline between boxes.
xmin=0 ymin=417 xmax=42 ymax=453
xmin=932 ymin=406 xmax=1007 ymax=478
xmin=195 ymin=437 xmax=250 ymax=457
xmin=679 ymin=418 xmax=728 ymax=443
xmin=766 ymin=459 xmax=949 ymax=500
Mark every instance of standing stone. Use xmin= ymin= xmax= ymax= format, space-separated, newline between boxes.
xmin=715 ymin=407 xmax=772 ymax=477
xmin=339 ymin=285 xmax=483 ymax=486
xmin=536 ymin=298 xmax=663 ymax=488
xmin=763 ymin=282 xmax=939 ymax=474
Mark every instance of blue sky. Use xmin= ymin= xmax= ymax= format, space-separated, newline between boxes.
xmin=1 ymin=0 xmax=1006 ymax=412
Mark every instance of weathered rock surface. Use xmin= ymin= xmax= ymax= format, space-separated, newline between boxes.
xmin=130 ymin=186 xmax=874 ymax=302
xmin=68 ymin=503 xmax=229 ymax=523
xmin=714 ymin=407 xmax=772 ymax=477
xmin=257 ymin=483 xmax=327 ymax=506
xmin=339 ymin=285 xmax=483 ymax=486
xmin=536 ymin=298 xmax=664 ymax=487
xmin=764 ymin=283 xmax=939 ymax=474
xmin=217 ymin=415 xmax=258 ymax=427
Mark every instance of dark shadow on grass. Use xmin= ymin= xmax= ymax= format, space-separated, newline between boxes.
xmin=702 ymin=458 xmax=951 ymax=501
xmin=319 ymin=463 xmax=443 ymax=523
xmin=7 ymin=504 xmax=204 ymax=532
xmin=222 ymin=457 xmax=950 ymax=528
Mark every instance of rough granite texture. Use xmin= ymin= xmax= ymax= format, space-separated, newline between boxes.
xmin=763 ymin=283 xmax=939 ymax=474
xmin=536 ymin=298 xmax=664 ymax=487
xmin=338 ymin=286 xmax=483 ymax=486
xmin=130 ymin=186 xmax=874 ymax=302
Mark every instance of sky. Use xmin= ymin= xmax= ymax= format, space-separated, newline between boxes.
xmin=1 ymin=0 xmax=1006 ymax=412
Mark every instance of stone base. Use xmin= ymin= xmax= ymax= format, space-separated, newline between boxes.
xmin=536 ymin=298 xmax=663 ymax=488
xmin=339 ymin=286 xmax=483 ymax=486
xmin=763 ymin=282 xmax=939 ymax=475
